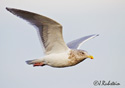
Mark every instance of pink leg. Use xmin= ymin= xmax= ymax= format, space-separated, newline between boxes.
xmin=33 ymin=62 xmax=45 ymax=67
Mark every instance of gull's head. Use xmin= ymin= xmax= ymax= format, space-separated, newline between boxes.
xmin=78 ymin=50 xmax=94 ymax=60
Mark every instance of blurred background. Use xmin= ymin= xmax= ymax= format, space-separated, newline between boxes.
xmin=0 ymin=0 xmax=125 ymax=88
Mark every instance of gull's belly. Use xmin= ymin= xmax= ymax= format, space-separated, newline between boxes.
xmin=44 ymin=53 xmax=71 ymax=67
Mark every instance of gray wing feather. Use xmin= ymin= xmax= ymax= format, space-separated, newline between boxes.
xmin=67 ymin=34 xmax=99 ymax=49
xmin=6 ymin=7 xmax=69 ymax=55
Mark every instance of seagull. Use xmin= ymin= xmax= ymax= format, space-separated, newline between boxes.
xmin=6 ymin=7 xmax=99 ymax=68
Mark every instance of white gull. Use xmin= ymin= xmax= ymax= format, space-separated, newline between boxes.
xmin=6 ymin=7 xmax=99 ymax=68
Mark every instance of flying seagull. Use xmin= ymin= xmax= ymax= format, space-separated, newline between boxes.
xmin=6 ymin=7 xmax=99 ymax=68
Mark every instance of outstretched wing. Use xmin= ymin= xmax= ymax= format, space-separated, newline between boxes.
xmin=67 ymin=34 xmax=99 ymax=49
xmin=6 ymin=7 xmax=69 ymax=55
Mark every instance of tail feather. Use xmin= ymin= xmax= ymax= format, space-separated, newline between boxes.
xmin=26 ymin=59 xmax=42 ymax=65
xmin=26 ymin=59 xmax=45 ymax=67
xmin=26 ymin=60 xmax=34 ymax=65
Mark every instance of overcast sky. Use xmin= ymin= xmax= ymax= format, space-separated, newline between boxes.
xmin=0 ymin=0 xmax=125 ymax=88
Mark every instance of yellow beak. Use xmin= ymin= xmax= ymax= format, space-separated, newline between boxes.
xmin=88 ymin=55 xmax=94 ymax=59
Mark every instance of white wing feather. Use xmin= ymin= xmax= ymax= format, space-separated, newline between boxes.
xmin=67 ymin=34 xmax=99 ymax=49
xmin=6 ymin=7 xmax=69 ymax=55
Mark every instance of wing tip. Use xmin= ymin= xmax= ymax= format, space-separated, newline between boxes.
xmin=96 ymin=34 xmax=99 ymax=36
xmin=6 ymin=7 xmax=11 ymax=11
xmin=91 ymin=34 xmax=99 ymax=38
xmin=92 ymin=34 xmax=99 ymax=39
xmin=93 ymin=34 xmax=99 ymax=36
xmin=6 ymin=7 xmax=15 ymax=14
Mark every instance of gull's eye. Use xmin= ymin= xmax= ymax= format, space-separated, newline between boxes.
xmin=81 ymin=52 xmax=84 ymax=54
